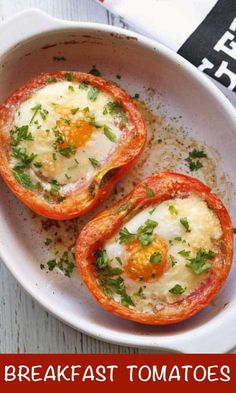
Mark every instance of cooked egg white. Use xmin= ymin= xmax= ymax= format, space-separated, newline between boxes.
xmin=104 ymin=195 xmax=222 ymax=313
xmin=10 ymin=81 xmax=127 ymax=195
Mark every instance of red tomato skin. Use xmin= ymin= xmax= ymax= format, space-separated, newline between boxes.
xmin=76 ymin=172 xmax=234 ymax=325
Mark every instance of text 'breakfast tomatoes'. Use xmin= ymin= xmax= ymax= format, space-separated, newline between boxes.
xmin=0 ymin=71 xmax=146 ymax=220
xmin=76 ymin=172 xmax=234 ymax=325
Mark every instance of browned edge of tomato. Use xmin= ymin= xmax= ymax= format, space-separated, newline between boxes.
xmin=75 ymin=172 xmax=234 ymax=325
xmin=0 ymin=71 xmax=146 ymax=220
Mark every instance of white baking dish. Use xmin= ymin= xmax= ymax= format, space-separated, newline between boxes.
xmin=0 ymin=9 xmax=236 ymax=353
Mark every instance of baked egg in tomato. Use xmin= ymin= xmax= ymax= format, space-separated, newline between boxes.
xmin=0 ymin=71 xmax=146 ymax=219
xmin=76 ymin=172 xmax=233 ymax=324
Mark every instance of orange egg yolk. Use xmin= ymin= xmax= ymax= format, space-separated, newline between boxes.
xmin=124 ymin=235 xmax=168 ymax=282
xmin=55 ymin=107 xmax=95 ymax=149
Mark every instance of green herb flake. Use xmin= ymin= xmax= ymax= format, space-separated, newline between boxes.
xmin=64 ymin=72 xmax=74 ymax=82
xmin=47 ymin=77 xmax=57 ymax=84
xmin=146 ymin=188 xmax=155 ymax=197
xmin=13 ymin=168 xmax=33 ymax=189
xmin=79 ymin=81 xmax=89 ymax=90
xmin=10 ymin=125 xmax=33 ymax=146
xmin=189 ymin=149 xmax=207 ymax=159
xmin=87 ymin=86 xmax=99 ymax=101
xmin=68 ymin=85 xmax=74 ymax=92
xmin=12 ymin=147 xmax=37 ymax=166
xmin=103 ymin=125 xmax=117 ymax=142
xmin=33 ymin=161 xmax=42 ymax=168
xmin=59 ymin=144 xmax=77 ymax=158
xmin=89 ymin=157 xmax=100 ymax=168
xmin=44 ymin=238 xmax=52 ymax=246
xmin=95 ymin=249 xmax=109 ymax=270
xmin=169 ymin=284 xmax=186 ymax=295
xmin=180 ymin=217 xmax=191 ymax=232
xmin=150 ymin=252 xmax=162 ymax=264
xmin=50 ymin=180 xmax=60 ymax=196
xmin=186 ymin=248 xmax=216 ymax=275
xmin=119 ymin=227 xmax=136 ymax=244
xmin=149 ymin=207 xmax=156 ymax=215
xmin=71 ymin=107 xmax=79 ymax=115
xmin=115 ymin=257 xmax=122 ymax=265
xmin=137 ymin=219 xmax=158 ymax=246
xmin=47 ymin=259 xmax=57 ymax=271
xmin=170 ymin=255 xmax=178 ymax=267
xmin=178 ymin=250 xmax=191 ymax=258
xmin=40 ymin=264 xmax=45 ymax=270
xmin=168 ymin=205 xmax=178 ymax=215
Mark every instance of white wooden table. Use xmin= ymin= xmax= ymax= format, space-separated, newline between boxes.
xmin=0 ymin=0 xmax=235 ymax=354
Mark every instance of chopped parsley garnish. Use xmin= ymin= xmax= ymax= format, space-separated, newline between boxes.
xmin=57 ymin=195 xmax=66 ymax=203
xmin=137 ymin=219 xmax=158 ymax=246
xmin=133 ymin=93 xmax=140 ymax=100
xmin=146 ymin=188 xmax=155 ymax=197
xmin=44 ymin=238 xmax=52 ymax=246
xmin=115 ymin=257 xmax=122 ymax=265
xmin=47 ymin=259 xmax=57 ymax=270
xmin=103 ymin=101 xmax=124 ymax=115
xmin=68 ymin=85 xmax=74 ymax=92
xmin=33 ymin=161 xmax=42 ymax=168
xmin=89 ymin=157 xmax=100 ymax=168
xmin=150 ymin=252 xmax=162 ymax=264
xmin=121 ymin=112 xmax=127 ymax=127
xmin=95 ymin=248 xmax=133 ymax=307
xmin=46 ymin=250 xmax=75 ymax=277
xmin=12 ymin=147 xmax=37 ymax=166
xmin=178 ymin=250 xmax=191 ymax=258
xmin=95 ymin=249 xmax=109 ymax=269
xmin=40 ymin=108 xmax=49 ymax=120
xmin=189 ymin=149 xmax=207 ymax=159
xmin=169 ymin=284 xmax=186 ymax=295
xmin=88 ymin=66 xmax=101 ymax=77
xmin=59 ymin=144 xmax=77 ymax=158
xmin=79 ymin=81 xmax=89 ymax=89
xmin=186 ymin=248 xmax=216 ymax=275
xmin=71 ymin=107 xmax=79 ymax=115
xmin=13 ymin=168 xmax=33 ymax=189
xmin=168 ymin=205 xmax=178 ymax=215
xmin=47 ymin=76 xmax=57 ymax=84
xmin=185 ymin=149 xmax=207 ymax=172
xmin=119 ymin=219 xmax=158 ymax=246
xmin=103 ymin=125 xmax=117 ymax=142
xmin=64 ymin=72 xmax=74 ymax=81
xmin=149 ymin=207 xmax=156 ymax=215
xmin=170 ymin=255 xmax=178 ymax=267
xmin=234 ymin=228 xmax=236 ymax=234
xmin=87 ymin=86 xmax=99 ymax=101
xmin=10 ymin=125 xmax=33 ymax=146
xmin=50 ymin=180 xmax=60 ymax=196
xmin=180 ymin=217 xmax=191 ymax=232
xmin=119 ymin=227 xmax=136 ymax=244
xmin=30 ymin=104 xmax=42 ymax=124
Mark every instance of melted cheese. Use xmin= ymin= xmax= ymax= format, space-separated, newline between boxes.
xmin=104 ymin=195 xmax=222 ymax=313
xmin=10 ymin=81 xmax=125 ymax=195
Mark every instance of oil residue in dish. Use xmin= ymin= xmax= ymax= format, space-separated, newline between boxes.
xmin=37 ymin=100 xmax=233 ymax=277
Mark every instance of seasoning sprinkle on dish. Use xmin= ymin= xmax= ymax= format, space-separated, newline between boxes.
xmin=0 ymin=71 xmax=146 ymax=220
xmin=76 ymin=172 xmax=234 ymax=325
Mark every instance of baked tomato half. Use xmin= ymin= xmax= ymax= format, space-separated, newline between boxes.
xmin=0 ymin=71 xmax=146 ymax=220
xmin=76 ymin=172 xmax=234 ymax=325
